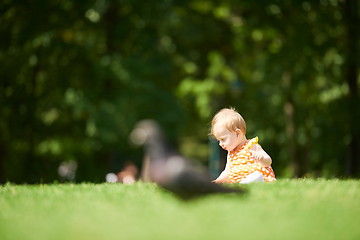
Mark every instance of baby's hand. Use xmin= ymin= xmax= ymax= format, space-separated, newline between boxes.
xmin=249 ymin=149 xmax=264 ymax=161
xmin=249 ymin=147 xmax=272 ymax=166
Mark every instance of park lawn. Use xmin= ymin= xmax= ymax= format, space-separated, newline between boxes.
xmin=0 ymin=179 xmax=359 ymax=240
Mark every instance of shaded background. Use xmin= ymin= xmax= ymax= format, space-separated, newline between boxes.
xmin=0 ymin=0 xmax=359 ymax=183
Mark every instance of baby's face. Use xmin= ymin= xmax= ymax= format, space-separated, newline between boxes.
xmin=213 ymin=125 xmax=241 ymax=152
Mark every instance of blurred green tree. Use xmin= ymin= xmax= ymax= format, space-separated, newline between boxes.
xmin=0 ymin=0 xmax=358 ymax=183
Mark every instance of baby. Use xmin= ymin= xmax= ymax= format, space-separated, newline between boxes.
xmin=211 ymin=108 xmax=276 ymax=184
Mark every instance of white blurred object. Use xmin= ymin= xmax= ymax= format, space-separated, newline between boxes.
xmin=106 ymin=173 xmax=118 ymax=183
xmin=58 ymin=160 xmax=77 ymax=181
xmin=122 ymin=175 xmax=136 ymax=185
xmin=240 ymin=171 xmax=264 ymax=184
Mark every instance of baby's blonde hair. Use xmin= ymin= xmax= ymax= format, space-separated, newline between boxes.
xmin=211 ymin=107 xmax=246 ymax=136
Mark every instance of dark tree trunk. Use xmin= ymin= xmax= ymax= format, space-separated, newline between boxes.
xmin=0 ymin=143 xmax=4 ymax=183
xmin=282 ymin=71 xmax=300 ymax=177
xmin=343 ymin=0 xmax=359 ymax=177
xmin=104 ymin=0 xmax=118 ymax=53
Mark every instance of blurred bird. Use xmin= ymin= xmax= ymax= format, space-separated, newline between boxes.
xmin=130 ymin=120 xmax=245 ymax=200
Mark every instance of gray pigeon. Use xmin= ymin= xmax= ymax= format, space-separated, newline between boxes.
xmin=130 ymin=120 xmax=245 ymax=200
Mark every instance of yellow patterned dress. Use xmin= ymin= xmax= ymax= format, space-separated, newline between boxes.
xmin=227 ymin=137 xmax=276 ymax=183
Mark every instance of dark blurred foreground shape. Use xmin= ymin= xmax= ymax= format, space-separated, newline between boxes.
xmin=0 ymin=0 xmax=359 ymax=183
xmin=131 ymin=120 xmax=244 ymax=200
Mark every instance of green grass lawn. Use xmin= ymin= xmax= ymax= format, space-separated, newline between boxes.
xmin=0 ymin=179 xmax=359 ymax=240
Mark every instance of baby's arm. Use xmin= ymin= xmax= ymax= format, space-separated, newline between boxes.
xmin=213 ymin=155 xmax=230 ymax=183
xmin=250 ymin=144 xmax=272 ymax=167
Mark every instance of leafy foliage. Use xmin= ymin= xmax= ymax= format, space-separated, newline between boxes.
xmin=0 ymin=0 xmax=359 ymax=182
